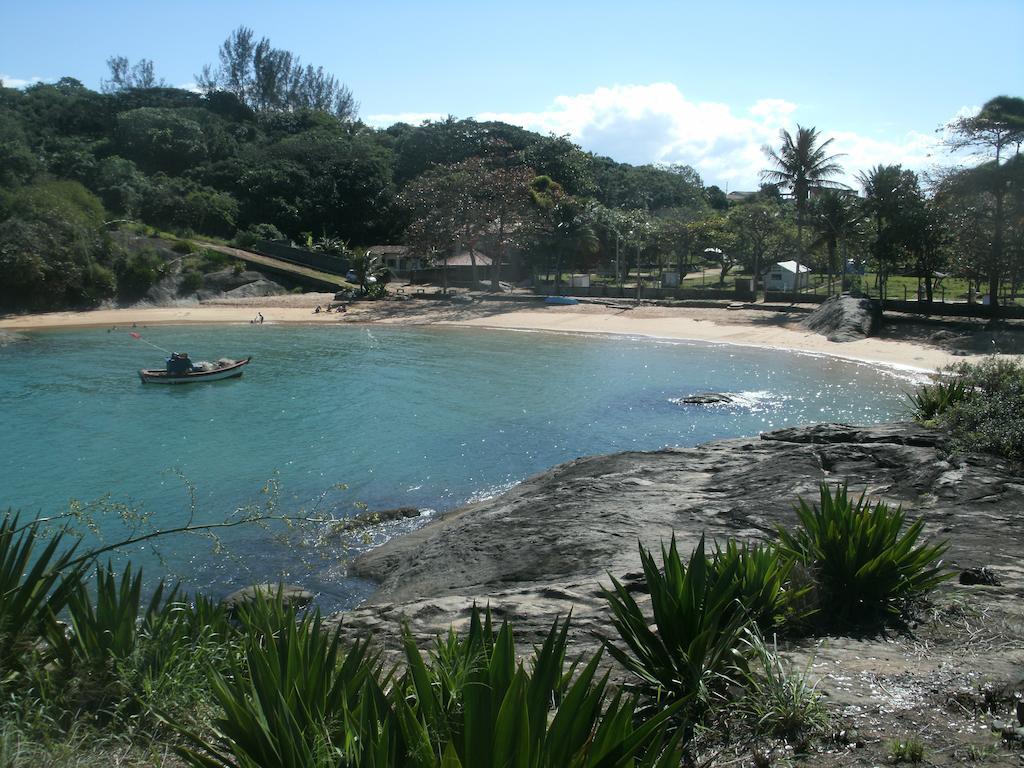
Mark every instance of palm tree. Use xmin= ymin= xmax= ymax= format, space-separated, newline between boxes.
xmin=809 ymin=190 xmax=860 ymax=294
xmin=761 ymin=126 xmax=845 ymax=287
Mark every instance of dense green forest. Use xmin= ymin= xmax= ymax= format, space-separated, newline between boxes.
xmin=0 ymin=28 xmax=1021 ymax=312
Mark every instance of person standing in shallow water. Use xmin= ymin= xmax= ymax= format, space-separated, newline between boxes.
xmin=258 ymin=312 xmax=264 ymax=324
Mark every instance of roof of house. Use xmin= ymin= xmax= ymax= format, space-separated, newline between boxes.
xmin=443 ymin=250 xmax=493 ymax=267
xmin=367 ymin=245 xmax=410 ymax=256
xmin=773 ymin=260 xmax=811 ymax=274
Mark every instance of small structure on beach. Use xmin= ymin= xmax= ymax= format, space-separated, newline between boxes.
xmin=368 ymin=245 xmax=422 ymax=276
xmin=764 ymin=260 xmax=811 ymax=292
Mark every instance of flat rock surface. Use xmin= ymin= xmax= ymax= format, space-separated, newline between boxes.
xmin=333 ymin=422 xmax=1024 ymax=763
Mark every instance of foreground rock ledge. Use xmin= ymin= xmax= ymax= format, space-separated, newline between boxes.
xmin=335 ymin=422 xmax=1022 ymax=644
xmin=333 ymin=422 xmax=1024 ymax=756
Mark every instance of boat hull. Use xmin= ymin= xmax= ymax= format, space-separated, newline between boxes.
xmin=139 ymin=357 xmax=251 ymax=384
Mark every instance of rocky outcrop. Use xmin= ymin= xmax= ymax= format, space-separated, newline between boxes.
xmin=800 ymin=293 xmax=881 ymax=341
xmin=335 ymin=423 xmax=1022 ymax=651
xmin=331 ymin=422 xmax=1024 ymax=756
xmin=672 ymin=392 xmax=735 ymax=405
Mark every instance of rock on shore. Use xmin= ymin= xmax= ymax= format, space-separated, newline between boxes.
xmin=337 ymin=422 xmax=1022 ymax=645
xmin=333 ymin=422 xmax=1024 ymax=754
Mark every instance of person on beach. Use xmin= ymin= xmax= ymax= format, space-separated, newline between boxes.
xmin=258 ymin=312 xmax=264 ymax=324
xmin=314 ymin=305 xmax=322 ymax=314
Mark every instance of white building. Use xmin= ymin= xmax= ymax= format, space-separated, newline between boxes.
xmin=764 ymin=261 xmax=811 ymax=292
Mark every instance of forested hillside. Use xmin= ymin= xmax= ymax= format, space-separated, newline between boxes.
xmin=1 ymin=27 xmax=1021 ymax=313
xmin=0 ymin=41 xmax=707 ymax=312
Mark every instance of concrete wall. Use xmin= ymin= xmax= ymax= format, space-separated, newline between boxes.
xmin=253 ymin=241 xmax=350 ymax=275
xmin=541 ymin=284 xmax=753 ymax=301
xmin=881 ymin=298 xmax=1024 ymax=319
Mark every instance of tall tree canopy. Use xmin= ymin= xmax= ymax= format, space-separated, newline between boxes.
xmin=197 ymin=26 xmax=358 ymax=120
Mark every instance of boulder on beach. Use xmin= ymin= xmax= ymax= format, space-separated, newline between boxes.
xmin=800 ymin=293 xmax=881 ymax=342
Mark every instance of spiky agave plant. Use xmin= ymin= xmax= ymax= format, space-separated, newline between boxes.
xmin=601 ymin=536 xmax=750 ymax=727
xmin=0 ymin=512 xmax=86 ymax=675
xmin=175 ymin=590 xmax=378 ymax=768
xmin=390 ymin=607 xmax=685 ymax=768
xmin=709 ymin=539 xmax=808 ymax=632
xmin=777 ymin=483 xmax=950 ymax=626
xmin=906 ymin=378 xmax=970 ymax=421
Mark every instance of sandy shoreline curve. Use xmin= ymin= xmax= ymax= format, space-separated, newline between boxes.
xmin=0 ymin=293 xmax=975 ymax=372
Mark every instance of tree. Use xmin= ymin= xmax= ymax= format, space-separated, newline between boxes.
xmin=943 ymin=96 xmax=1024 ymax=312
xmin=482 ymin=164 xmax=536 ymax=290
xmin=808 ymin=191 xmax=860 ymax=293
xmin=401 ymin=158 xmax=531 ymax=290
xmin=114 ymin=108 xmax=207 ymax=175
xmin=908 ymin=197 xmax=952 ymax=303
xmin=197 ymin=26 xmax=357 ymax=120
xmin=0 ymin=180 xmax=115 ymax=310
xmin=858 ymin=164 xmax=923 ymax=298
xmin=728 ymin=203 xmax=784 ymax=296
xmin=101 ymin=56 xmax=166 ymax=92
xmin=761 ymin=125 xmax=845 ymax=285
xmin=686 ymin=215 xmax=735 ymax=285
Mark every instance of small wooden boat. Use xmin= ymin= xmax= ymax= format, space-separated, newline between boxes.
xmin=139 ymin=357 xmax=252 ymax=385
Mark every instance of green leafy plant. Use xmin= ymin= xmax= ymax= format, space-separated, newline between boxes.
xmin=740 ymin=630 xmax=828 ymax=745
xmin=709 ymin=539 xmax=805 ymax=632
xmin=0 ymin=513 xmax=86 ymax=675
xmin=777 ymin=484 xmax=950 ymax=625
xmin=906 ymin=378 xmax=970 ymax=421
xmin=889 ymin=737 xmax=926 ymax=763
xmin=46 ymin=563 xmax=223 ymax=726
xmin=601 ymin=536 xmax=749 ymax=725
xmin=389 ymin=607 xmax=684 ymax=768
xmin=175 ymin=590 xmax=377 ymax=768
xmin=944 ymin=359 xmax=1024 ymax=463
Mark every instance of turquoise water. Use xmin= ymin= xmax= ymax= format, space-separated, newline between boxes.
xmin=0 ymin=324 xmax=915 ymax=609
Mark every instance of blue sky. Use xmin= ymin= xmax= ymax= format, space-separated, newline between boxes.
xmin=2 ymin=0 xmax=1021 ymax=188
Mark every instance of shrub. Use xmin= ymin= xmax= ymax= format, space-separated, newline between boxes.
xmin=709 ymin=539 xmax=804 ymax=632
xmin=601 ymin=536 xmax=749 ymax=725
xmin=0 ymin=513 xmax=86 ymax=676
xmin=171 ymin=239 xmax=196 ymax=254
xmin=115 ymin=248 xmax=164 ymax=302
xmin=943 ymin=359 xmax=1024 ymax=463
xmin=388 ymin=607 xmax=684 ymax=768
xmin=233 ymin=223 xmax=283 ymax=249
xmin=777 ymin=484 xmax=950 ymax=626
xmin=889 ymin=737 xmax=926 ymax=764
xmin=197 ymin=248 xmax=231 ymax=272
xmin=176 ymin=591 xmax=376 ymax=768
xmin=177 ymin=602 xmax=683 ymax=768
xmin=906 ymin=378 xmax=970 ymax=421
xmin=178 ymin=269 xmax=204 ymax=293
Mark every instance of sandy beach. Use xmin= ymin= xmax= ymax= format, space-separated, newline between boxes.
xmin=0 ymin=291 xmax=1009 ymax=373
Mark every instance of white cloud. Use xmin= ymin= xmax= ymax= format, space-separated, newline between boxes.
xmin=0 ymin=74 xmax=45 ymax=88
xmin=369 ymin=83 xmax=960 ymax=189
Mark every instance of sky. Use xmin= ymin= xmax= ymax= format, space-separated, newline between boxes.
xmin=2 ymin=0 xmax=1021 ymax=190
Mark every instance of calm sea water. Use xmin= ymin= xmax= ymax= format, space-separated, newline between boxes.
xmin=0 ymin=324 xmax=916 ymax=609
